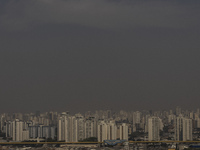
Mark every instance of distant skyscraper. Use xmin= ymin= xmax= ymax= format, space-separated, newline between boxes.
xmin=175 ymin=116 xmax=192 ymax=141
xmin=169 ymin=109 xmax=173 ymax=115
xmin=68 ymin=116 xmax=77 ymax=142
xmin=85 ymin=117 xmax=98 ymax=139
xmin=133 ymin=111 xmax=141 ymax=132
xmin=148 ymin=117 xmax=161 ymax=141
xmin=145 ymin=115 xmax=150 ymax=133
xmin=98 ymin=121 xmax=108 ymax=142
xmin=97 ymin=120 xmax=117 ymax=142
xmin=76 ymin=116 xmax=85 ymax=141
xmin=57 ymin=112 xmax=69 ymax=142
xmin=107 ymin=120 xmax=117 ymax=140
xmin=5 ymin=119 xmax=29 ymax=141
xmin=119 ymin=123 xmax=128 ymax=140
xmin=197 ymin=108 xmax=200 ymax=116
xmin=58 ymin=113 xmax=86 ymax=142
xmin=168 ymin=114 xmax=176 ymax=124
xmin=85 ymin=119 xmax=94 ymax=138
xmin=176 ymin=106 xmax=182 ymax=116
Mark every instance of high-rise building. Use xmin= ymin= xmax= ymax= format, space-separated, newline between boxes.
xmin=57 ymin=113 xmax=85 ymax=142
xmin=57 ymin=112 xmax=69 ymax=142
xmin=176 ymin=106 xmax=182 ymax=116
xmin=68 ymin=116 xmax=77 ymax=142
xmin=28 ymin=125 xmax=55 ymax=139
xmin=148 ymin=117 xmax=161 ymax=141
xmin=107 ymin=120 xmax=117 ymax=140
xmin=85 ymin=119 xmax=94 ymax=138
xmin=97 ymin=120 xmax=117 ymax=142
xmin=197 ymin=108 xmax=200 ymax=116
xmin=119 ymin=123 xmax=128 ymax=140
xmin=133 ymin=111 xmax=141 ymax=132
xmin=175 ymin=116 xmax=192 ymax=141
xmin=5 ymin=119 xmax=29 ymax=141
xmin=76 ymin=116 xmax=85 ymax=141
xmin=145 ymin=115 xmax=150 ymax=133
xmin=168 ymin=114 xmax=176 ymax=124
xmin=98 ymin=121 xmax=108 ymax=142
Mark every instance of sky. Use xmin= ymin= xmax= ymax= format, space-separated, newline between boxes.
xmin=0 ymin=0 xmax=200 ymax=113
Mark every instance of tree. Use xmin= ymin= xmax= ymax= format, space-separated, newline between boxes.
xmin=79 ymin=137 xmax=97 ymax=142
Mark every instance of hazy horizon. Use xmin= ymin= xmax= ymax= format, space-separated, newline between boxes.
xmin=0 ymin=0 xmax=200 ymax=113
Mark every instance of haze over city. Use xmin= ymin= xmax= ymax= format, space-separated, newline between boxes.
xmin=0 ymin=0 xmax=200 ymax=113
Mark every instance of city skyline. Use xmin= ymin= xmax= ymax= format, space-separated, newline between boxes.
xmin=1 ymin=106 xmax=200 ymax=143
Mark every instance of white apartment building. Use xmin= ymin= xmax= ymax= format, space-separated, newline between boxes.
xmin=85 ymin=119 xmax=94 ymax=138
xmin=58 ymin=113 xmax=87 ymax=142
xmin=182 ymin=118 xmax=192 ymax=141
xmin=133 ymin=111 xmax=141 ymax=132
xmin=175 ymin=116 xmax=192 ymax=141
xmin=57 ymin=112 xmax=69 ymax=141
xmin=148 ymin=117 xmax=161 ymax=141
xmin=145 ymin=115 xmax=150 ymax=132
xmin=76 ymin=116 xmax=85 ymax=141
xmin=107 ymin=120 xmax=117 ymax=140
xmin=97 ymin=120 xmax=108 ymax=142
xmin=119 ymin=123 xmax=128 ymax=141
xmin=6 ymin=119 xmax=29 ymax=141
xmin=68 ymin=116 xmax=77 ymax=142
xmin=85 ymin=117 xmax=98 ymax=138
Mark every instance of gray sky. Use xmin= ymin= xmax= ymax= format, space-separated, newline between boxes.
xmin=0 ymin=0 xmax=200 ymax=113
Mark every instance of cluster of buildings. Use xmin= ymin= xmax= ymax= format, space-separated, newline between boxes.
xmin=0 ymin=107 xmax=199 ymax=142
xmin=57 ymin=112 xmax=128 ymax=142
xmin=5 ymin=119 xmax=55 ymax=141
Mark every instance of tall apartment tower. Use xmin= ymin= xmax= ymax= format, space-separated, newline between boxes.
xmin=85 ymin=117 xmax=98 ymax=139
xmin=119 ymin=123 xmax=128 ymax=140
xmin=85 ymin=119 xmax=94 ymax=139
xmin=107 ymin=120 xmax=117 ymax=140
xmin=5 ymin=119 xmax=28 ymax=141
xmin=145 ymin=115 xmax=150 ymax=132
xmin=58 ymin=113 xmax=86 ymax=142
xmin=57 ymin=112 xmax=69 ymax=142
xmin=13 ymin=119 xmax=23 ymax=141
xmin=175 ymin=116 xmax=192 ymax=141
xmin=133 ymin=111 xmax=141 ymax=132
xmin=76 ymin=116 xmax=85 ymax=141
xmin=148 ymin=117 xmax=161 ymax=141
xmin=68 ymin=116 xmax=77 ymax=142
xmin=97 ymin=121 xmax=108 ymax=142
xmin=176 ymin=106 xmax=182 ymax=116
xmin=97 ymin=120 xmax=117 ymax=142
xmin=168 ymin=114 xmax=176 ymax=124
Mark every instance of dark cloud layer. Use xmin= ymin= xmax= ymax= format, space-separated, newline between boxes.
xmin=0 ymin=0 xmax=200 ymax=113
